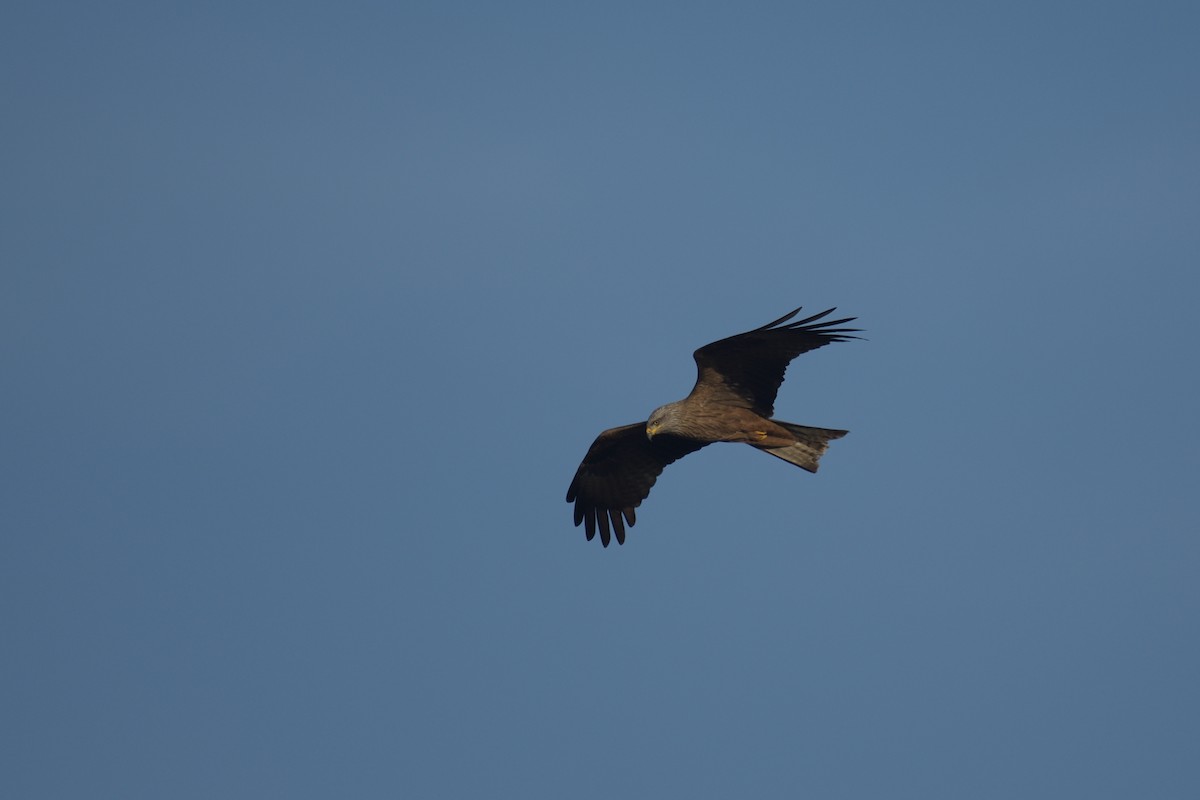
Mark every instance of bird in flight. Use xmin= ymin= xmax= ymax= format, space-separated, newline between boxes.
xmin=566 ymin=306 xmax=860 ymax=546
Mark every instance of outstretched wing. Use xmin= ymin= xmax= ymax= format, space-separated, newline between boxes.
xmin=688 ymin=307 xmax=860 ymax=416
xmin=566 ymin=423 xmax=707 ymax=547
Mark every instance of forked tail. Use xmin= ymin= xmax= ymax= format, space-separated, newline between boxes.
xmin=758 ymin=422 xmax=848 ymax=473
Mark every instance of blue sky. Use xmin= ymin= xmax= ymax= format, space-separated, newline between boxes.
xmin=3 ymin=1 xmax=1199 ymax=797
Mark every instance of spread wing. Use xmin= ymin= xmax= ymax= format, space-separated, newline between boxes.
xmin=688 ymin=307 xmax=860 ymax=416
xmin=566 ymin=423 xmax=707 ymax=547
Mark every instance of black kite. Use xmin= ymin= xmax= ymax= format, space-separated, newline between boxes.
xmin=566 ymin=306 xmax=859 ymax=546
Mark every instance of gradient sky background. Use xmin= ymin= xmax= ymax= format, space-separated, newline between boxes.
xmin=4 ymin=2 xmax=1199 ymax=798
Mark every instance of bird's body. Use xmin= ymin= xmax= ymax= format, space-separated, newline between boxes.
xmin=651 ymin=400 xmax=797 ymax=446
xmin=566 ymin=306 xmax=859 ymax=546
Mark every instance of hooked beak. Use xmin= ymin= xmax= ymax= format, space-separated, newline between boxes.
xmin=646 ymin=423 xmax=659 ymax=440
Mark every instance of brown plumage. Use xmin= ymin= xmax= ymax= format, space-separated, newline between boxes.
xmin=566 ymin=306 xmax=860 ymax=546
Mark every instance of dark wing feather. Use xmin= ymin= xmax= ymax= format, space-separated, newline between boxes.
xmin=565 ymin=423 xmax=707 ymax=547
xmin=688 ymin=307 xmax=860 ymax=416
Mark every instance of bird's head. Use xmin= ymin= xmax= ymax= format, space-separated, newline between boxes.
xmin=645 ymin=403 xmax=681 ymax=440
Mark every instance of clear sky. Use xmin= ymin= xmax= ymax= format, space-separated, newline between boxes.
xmin=3 ymin=2 xmax=1199 ymax=798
